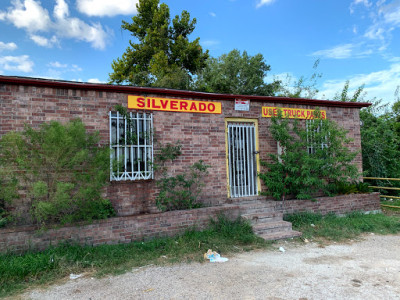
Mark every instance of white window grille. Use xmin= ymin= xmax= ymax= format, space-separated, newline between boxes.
xmin=306 ymin=119 xmax=328 ymax=154
xmin=109 ymin=111 xmax=153 ymax=181
xmin=227 ymin=122 xmax=258 ymax=197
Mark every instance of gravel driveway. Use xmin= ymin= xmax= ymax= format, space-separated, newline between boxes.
xmin=23 ymin=234 xmax=400 ymax=300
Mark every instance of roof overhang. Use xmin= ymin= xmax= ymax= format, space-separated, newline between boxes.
xmin=0 ymin=75 xmax=372 ymax=108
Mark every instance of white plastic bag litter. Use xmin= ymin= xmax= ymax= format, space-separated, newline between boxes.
xmin=69 ymin=273 xmax=83 ymax=280
xmin=204 ymin=249 xmax=229 ymax=263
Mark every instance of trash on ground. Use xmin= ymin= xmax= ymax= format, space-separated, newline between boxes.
xmin=204 ymin=249 xmax=229 ymax=262
xmin=279 ymin=247 xmax=285 ymax=253
xmin=310 ymin=224 xmax=315 ymax=227
xmin=69 ymin=273 xmax=83 ymax=280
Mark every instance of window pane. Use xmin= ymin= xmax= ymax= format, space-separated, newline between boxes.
xmin=109 ymin=111 xmax=153 ymax=181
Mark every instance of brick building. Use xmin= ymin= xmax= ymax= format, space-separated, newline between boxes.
xmin=0 ymin=75 xmax=371 ymax=220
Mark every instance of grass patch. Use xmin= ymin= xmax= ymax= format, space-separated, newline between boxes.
xmin=0 ymin=215 xmax=269 ymax=298
xmin=381 ymin=199 xmax=400 ymax=213
xmin=285 ymin=211 xmax=400 ymax=241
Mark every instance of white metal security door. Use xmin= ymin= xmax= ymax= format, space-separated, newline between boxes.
xmin=227 ymin=122 xmax=258 ymax=197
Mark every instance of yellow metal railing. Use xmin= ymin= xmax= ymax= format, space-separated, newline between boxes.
xmin=363 ymin=177 xmax=400 ymax=209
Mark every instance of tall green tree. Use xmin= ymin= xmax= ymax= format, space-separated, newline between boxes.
xmin=109 ymin=0 xmax=209 ymax=89
xmin=334 ymin=81 xmax=400 ymax=183
xmin=360 ymin=106 xmax=400 ymax=179
xmin=195 ymin=49 xmax=280 ymax=96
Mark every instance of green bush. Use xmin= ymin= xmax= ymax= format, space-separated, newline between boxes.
xmin=0 ymin=206 xmax=9 ymax=228
xmin=259 ymin=111 xmax=360 ymax=200
xmin=330 ymin=181 xmax=371 ymax=195
xmin=0 ymin=177 xmax=18 ymax=227
xmin=156 ymin=160 xmax=210 ymax=211
xmin=0 ymin=119 xmax=114 ymax=227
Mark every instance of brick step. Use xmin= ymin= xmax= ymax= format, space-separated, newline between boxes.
xmin=242 ymin=212 xmax=284 ymax=224
xmin=257 ymin=230 xmax=302 ymax=241
xmin=235 ymin=198 xmax=302 ymax=242
xmin=228 ymin=196 xmax=269 ymax=204
xmin=239 ymin=202 xmax=277 ymax=214
xmin=252 ymin=220 xmax=293 ymax=235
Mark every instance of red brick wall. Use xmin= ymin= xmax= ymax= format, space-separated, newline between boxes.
xmin=275 ymin=192 xmax=381 ymax=215
xmin=0 ymin=193 xmax=380 ymax=254
xmin=0 ymin=83 xmax=364 ymax=219
xmin=0 ymin=205 xmax=241 ymax=254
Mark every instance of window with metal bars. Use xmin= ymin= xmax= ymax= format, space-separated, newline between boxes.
xmin=109 ymin=111 xmax=153 ymax=181
xmin=306 ymin=119 xmax=328 ymax=154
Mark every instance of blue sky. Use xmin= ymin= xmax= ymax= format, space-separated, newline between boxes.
xmin=0 ymin=0 xmax=400 ymax=104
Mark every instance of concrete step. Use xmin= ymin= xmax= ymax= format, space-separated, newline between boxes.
xmin=258 ymin=230 xmax=302 ymax=241
xmin=242 ymin=212 xmax=284 ymax=224
xmin=252 ymin=220 xmax=293 ymax=235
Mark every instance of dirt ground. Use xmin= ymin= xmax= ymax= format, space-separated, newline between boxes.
xmin=21 ymin=233 xmax=400 ymax=300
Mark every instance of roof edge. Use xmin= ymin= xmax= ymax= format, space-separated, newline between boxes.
xmin=0 ymin=75 xmax=371 ymax=108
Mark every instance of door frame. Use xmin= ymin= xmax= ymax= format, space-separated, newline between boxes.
xmin=224 ymin=118 xmax=261 ymax=198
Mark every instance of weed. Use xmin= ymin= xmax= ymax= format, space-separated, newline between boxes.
xmin=0 ymin=215 xmax=268 ymax=297
xmin=284 ymin=211 xmax=322 ymax=227
xmin=286 ymin=211 xmax=400 ymax=241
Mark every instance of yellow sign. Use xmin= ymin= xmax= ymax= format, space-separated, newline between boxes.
xmin=262 ymin=107 xmax=327 ymax=119
xmin=128 ymin=96 xmax=222 ymax=114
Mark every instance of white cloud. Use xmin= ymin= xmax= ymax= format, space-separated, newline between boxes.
xmin=3 ymin=0 xmax=51 ymax=32
xmin=388 ymin=56 xmax=400 ymax=62
xmin=364 ymin=24 xmax=386 ymax=40
xmin=256 ymin=0 xmax=276 ymax=8
xmin=319 ymin=63 xmax=400 ymax=104
xmin=311 ymin=43 xmax=375 ymax=59
xmin=30 ymin=34 xmax=59 ymax=48
xmin=312 ymin=44 xmax=355 ymax=59
xmin=76 ymin=0 xmax=138 ymax=17
xmin=54 ymin=0 xmax=69 ymax=20
xmin=359 ymin=1 xmax=400 ymax=41
xmin=0 ymin=0 xmax=110 ymax=49
xmin=0 ymin=41 xmax=17 ymax=52
xmin=209 ymin=12 xmax=216 ymax=17
xmin=88 ymin=78 xmax=103 ymax=83
xmin=379 ymin=1 xmax=400 ymax=25
xmin=345 ymin=1 xmax=400 ymax=59
xmin=53 ymin=16 xmax=109 ymax=49
xmin=71 ymin=64 xmax=82 ymax=72
xmin=0 ymin=55 xmax=34 ymax=72
xmin=353 ymin=0 xmax=372 ymax=7
xmin=47 ymin=62 xmax=82 ymax=73
xmin=350 ymin=0 xmax=372 ymax=13
xmin=44 ymin=62 xmax=83 ymax=79
xmin=48 ymin=61 xmax=67 ymax=68
xmin=201 ymin=40 xmax=220 ymax=47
